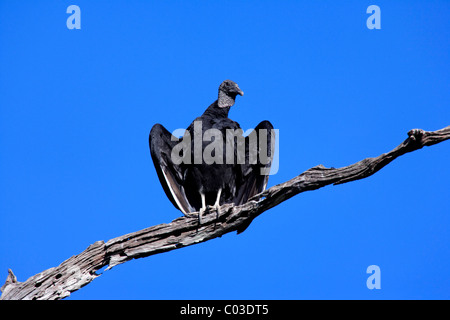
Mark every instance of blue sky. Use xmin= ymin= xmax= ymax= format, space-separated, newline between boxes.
xmin=0 ymin=1 xmax=449 ymax=299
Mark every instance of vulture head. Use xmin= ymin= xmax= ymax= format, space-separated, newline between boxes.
xmin=218 ymin=80 xmax=244 ymax=108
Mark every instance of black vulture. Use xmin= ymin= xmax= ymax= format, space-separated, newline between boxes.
xmin=149 ymin=80 xmax=274 ymax=223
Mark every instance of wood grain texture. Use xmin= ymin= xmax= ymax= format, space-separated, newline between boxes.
xmin=1 ymin=126 xmax=449 ymax=300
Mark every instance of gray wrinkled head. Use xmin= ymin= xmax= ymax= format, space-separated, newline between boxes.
xmin=218 ymin=80 xmax=244 ymax=108
xmin=219 ymin=80 xmax=244 ymax=98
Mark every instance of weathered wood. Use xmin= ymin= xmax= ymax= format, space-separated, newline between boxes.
xmin=0 ymin=241 xmax=106 ymax=300
xmin=1 ymin=126 xmax=449 ymax=300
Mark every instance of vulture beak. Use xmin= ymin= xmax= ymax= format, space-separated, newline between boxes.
xmin=237 ymin=88 xmax=244 ymax=96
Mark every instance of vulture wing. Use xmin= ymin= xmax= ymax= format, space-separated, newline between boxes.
xmin=149 ymin=123 xmax=194 ymax=215
xmin=235 ymin=120 xmax=275 ymax=205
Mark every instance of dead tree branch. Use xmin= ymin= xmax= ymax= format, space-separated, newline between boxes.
xmin=1 ymin=126 xmax=449 ymax=300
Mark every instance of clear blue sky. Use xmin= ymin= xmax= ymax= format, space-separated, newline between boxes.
xmin=1 ymin=1 xmax=449 ymax=299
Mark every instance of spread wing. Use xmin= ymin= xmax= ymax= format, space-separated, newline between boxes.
xmin=235 ymin=120 xmax=275 ymax=205
xmin=149 ymin=124 xmax=194 ymax=214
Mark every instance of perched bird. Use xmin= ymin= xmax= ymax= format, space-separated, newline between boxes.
xmin=149 ymin=80 xmax=274 ymax=223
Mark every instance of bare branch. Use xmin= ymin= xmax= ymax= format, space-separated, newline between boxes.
xmin=1 ymin=126 xmax=449 ymax=300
